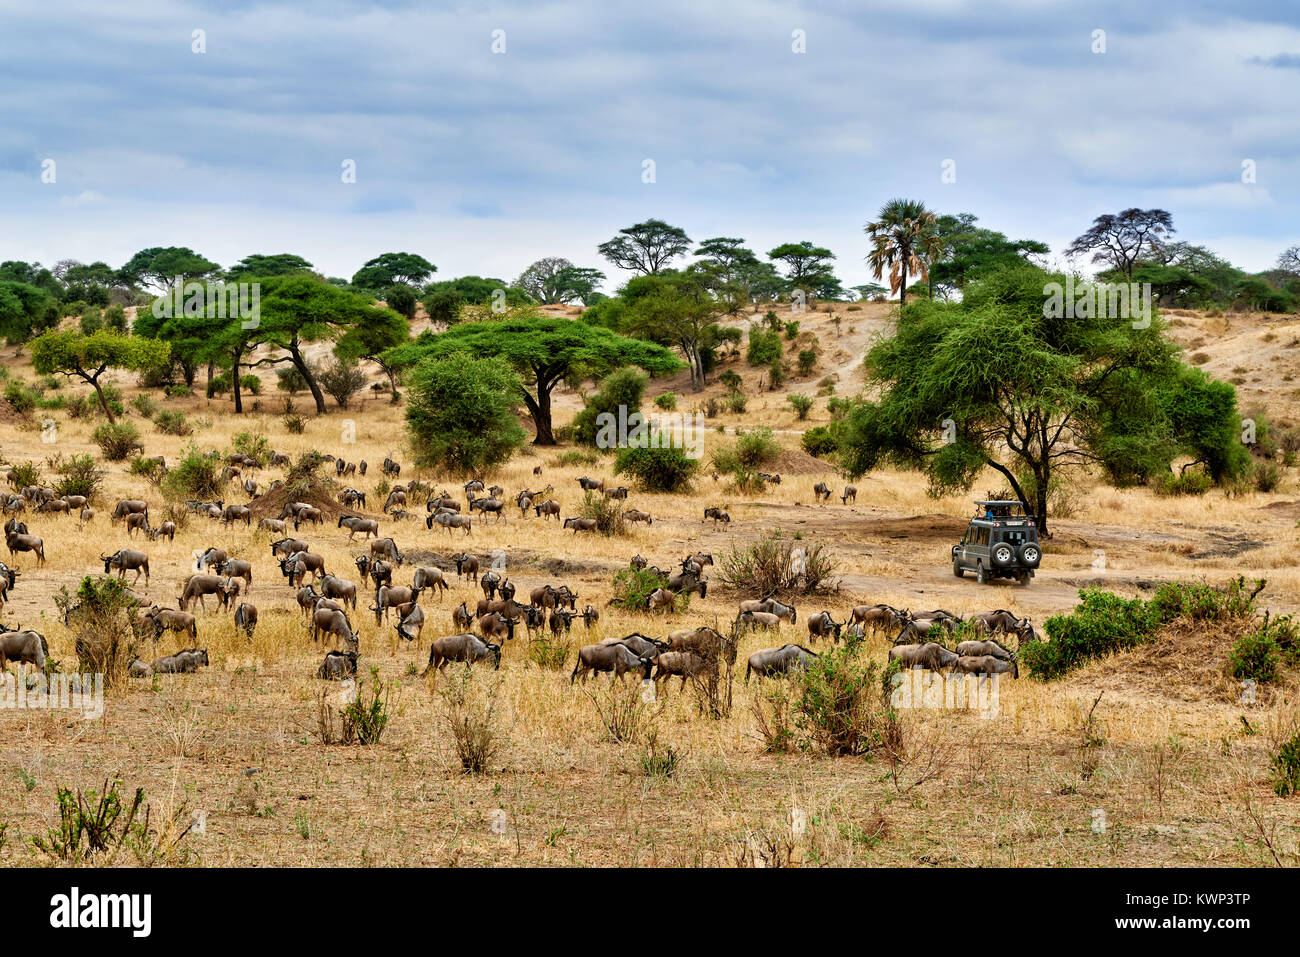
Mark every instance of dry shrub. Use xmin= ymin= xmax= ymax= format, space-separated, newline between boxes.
xmin=583 ymin=679 xmax=660 ymax=743
xmin=717 ymin=531 xmax=837 ymax=596
xmin=436 ymin=668 xmax=508 ymax=772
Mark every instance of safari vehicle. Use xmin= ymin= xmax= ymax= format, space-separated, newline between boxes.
xmin=952 ymin=500 xmax=1042 ymax=585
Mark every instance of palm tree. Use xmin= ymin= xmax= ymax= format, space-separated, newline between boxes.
xmin=864 ymin=199 xmax=944 ymax=307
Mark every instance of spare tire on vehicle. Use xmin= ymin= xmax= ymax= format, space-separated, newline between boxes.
xmin=991 ymin=542 xmax=1015 ymax=566
xmin=1018 ymin=543 xmax=1042 ymax=568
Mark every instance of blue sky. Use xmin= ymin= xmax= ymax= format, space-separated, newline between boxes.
xmin=1 ymin=0 xmax=1297 ymax=290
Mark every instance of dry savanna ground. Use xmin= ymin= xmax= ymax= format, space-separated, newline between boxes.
xmin=1 ymin=300 xmax=1300 ymax=867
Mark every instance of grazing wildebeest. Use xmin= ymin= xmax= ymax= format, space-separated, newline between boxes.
xmin=805 ymin=610 xmax=844 ymax=642
xmin=234 ymin=602 xmax=257 ymax=638
xmin=533 ymin=499 xmax=561 ymax=521
xmin=152 ymin=649 xmax=209 ymax=674
xmin=79 ymin=507 xmax=95 ymax=524
xmin=280 ymin=552 xmax=327 ymax=585
xmin=955 ymin=639 xmax=1015 ymax=661
xmin=0 ymin=628 xmax=47 ymax=673
xmin=422 ymin=633 xmax=501 ymax=675
xmin=950 ymin=655 xmax=1019 ymax=679
xmin=369 ymin=537 xmax=405 ymax=565
xmin=598 ymin=633 xmax=667 ymax=659
xmin=645 ymin=588 xmax=676 ymax=614
xmin=746 ymin=644 xmax=818 ymax=681
xmin=547 ymin=607 xmax=577 ymax=635
xmin=480 ymin=570 xmax=502 ymax=600
xmin=603 ymin=486 xmax=629 ymax=500
xmin=317 ymin=650 xmax=358 ymax=679
xmin=430 ymin=511 xmax=472 ymax=535
xmin=102 ymin=548 xmax=150 ymax=585
xmin=734 ymin=610 xmax=781 ymax=633
xmin=577 ymin=476 xmax=603 ymax=492
xmin=383 ymin=488 xmax=408 ymax=513
xmin=339 ymin=515 xmax=380 ymax=540
xmin=147 ymin=606 xmax=198 ymax=640
xmin=149 ymin=521 xmax=176 ymax=541
xmin=570 ymin=642 xmax=653 ymax=683
xmin=293 ymin=506 xmax=324 ymax=531
xmin=196 ymin=546 xmax=228 ymax=573
xmin=453 ymin=553 xmax=480 ymax=582
xmin=215 ymin=558 xmax=253 ymax=593
xmin=311 ymin=608 xmax=359 ymax=651
xmin=394 ymin=602 xmax=426 ymax=643
xmin=665 ymin=626 xmax=726 ymax=658
xmin=320 ymin=574 xmax=359 ymax=610
xmin=373 ymin=584 xmax=416 ymax=623
xmin=6 ymin=530 xmax=45 ymax=564
xmin=221 ymin=504 xmax=252 ymax=526
xmin=851 ymin=603 xmax=905 ymax=633
xmin=477 ymin=612 xmax=520 ymax=643
xmin=179 ymin=574 xmax=236 ymax=612
xmin=841 ymin=485 xmax=857 ymax=504
xmin=296 ymin=584 xmax=320 ymax=617
xmin=889 ymin=642 xmax=959 ymax=671
xmin=270 ymin=537 xmax=309 ymax=559
xmin=969 ymin=609 xmax=1037 ymax=642
xmin=367 ymin=560 xmax=393 ymax=589
xmin=563 ymin=517 xmax=598 ymax=534
xmin=412 ymin=566 xmax=449 ymax=597
xmin=703 ymin=507 xmax=730 ymax=525
xmin=623 ymin=509 xmax=653 ymax=526
xmin=451 ymin=601 xmax=474 ymax=632
xmin=111 ymin=499 xmax=149 ymax=525
xmin=581 ymin=604 xmax=600 ymax=629
xmin=652 ymin=651 xmax=716 ymax=693
xmin=37 ymin=498 xmax=69 ymax=515
xmin=812 ymin=482 xmax=832 ymax=502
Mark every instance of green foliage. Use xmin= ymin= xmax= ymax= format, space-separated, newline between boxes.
xmin=716 ymin=531 xmax=836 ymax=596
xmin=383 ymin=283 xmax=418 ymax=320
xmin=784 ymin=320 xmax=800 ymax=340
xmin=131 ymin=393 xmax=158 ymax=418
xmin=572 ymin=366 xmax=647 ymax=446
xmin=747 ymin=326 xmax=783 ymax=366
xmin=614 ymin=441 xmax=699 ymax=492
xmin=1231 ymin=630 xmax=1281 ymax=684
xmin=316 ymin=358 xmax=366 ymax=409
xmin=797 ymin=349 xmax=817 ymax=376
xmin=231 ymin=430 xmax=272 ymax=467
xmin=576 ymin=490 xmax=627 ymax=536
xmin=802 ymin=424 xmax=840 ymax=458
xmin=792 ymin=642 xmax=896 ymax=757
xmin=49 ymin=453 xmax=105 ymax=501
xmin=788 ymin=393 xmax=813 ymax=420
xmin=6 ymin=461 xmax=41 ymax=488
xmin=351 ymin=251 xmax=436 ymax=290
xmin=276 ymin=365 xmax=307 ymax=394
xmin=1154 ymin=470 xmax=1213 ymax=496
xmin=283 ymin=412 xmax=306 ymax=434
xmin=161 ymin=443 xmax=222 ymax=500
xmin=91 ymin=421 xmax=141 ymax=460
xmin=154 ymin=409 xmax=192 ymax=436
xmin=0 ymin=279 xmax=61 ymax=343
xmin=610 ymin=566 xmax=669 ymax=609
xmin=1269 ymin=730 xmax=1300 ymax=797
xmin=341 ymin=668 xmax=394 ymax=746
xmin=404 ymin=353 xmax=528 ymax=474
xmin=3 ymin=380 xmax=38 ymax=414
xmin=653 ymin=392 xmax=677 ymax=411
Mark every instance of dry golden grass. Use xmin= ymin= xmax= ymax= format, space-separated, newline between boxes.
xmin=1 ymin=302 xmax=1299 ymax=867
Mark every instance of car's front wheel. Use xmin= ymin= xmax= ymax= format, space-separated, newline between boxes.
xmin=976 ymin=563 xmax=987 ymax=585
xmin=953 ymin=559 xmax=964 ymax=578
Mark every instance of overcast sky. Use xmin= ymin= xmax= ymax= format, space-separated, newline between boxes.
xmin=1 ymin=0 xmax=1297 ymax=291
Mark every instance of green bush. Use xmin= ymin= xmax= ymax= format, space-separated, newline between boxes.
xmin=50 ymin=453 xmax=105 ymax=501
xmin=3 ymin=380 xmax=38 ymax=415
xmin=802 ymin=425 xmax=839 ymax=458
xmin=784 ymin=320 xmax=800 ymax=340
xmin=768 ymin=361 xmax=786 ymax=390
xmin=793 ymin=641 xmax=897 ymax=757
xmin=240 ymin=374 xmax=262 ymax=396
xmin=798 ymin=349 xmax=817 ymax=376
xmin=610 ymin=566 xmax=669 ymax=609
xmin=405 ymin=353 xmax=528 ymax=474
xmin=154 ymin=409 xmax=192 ymax=436
xmin=614 ymin=441 xmax=699 ymax=493
xmin=276 ymin=366 xmax=308 ymax=394
xmin=734 ymin=428 xmax=780 ymax=468
xmin=131 ymin=394 xmax=158 ymax=418
xmin=725 ymin=392 xmax=747 ymax=414
xmin=654 ymin=392 xmax=677 ymax=411
xmin=747 ymin=327 xmax=783 ymax=366
xmin=283 ymin=413 xmax=307 ymax=434
xmin=1154 ymin=470 xmax=1213 ymax=496
xmin=161 ymin=444 xmax=222 ymax=500
xmin=1231 ymin=629 xmax=1281 ymax=684
xmin=1269 ymin=730 xmax=1300 ymax=797
xmin=1020 ymin=589 xmax=1164 ymax=680
xmin=231 ymin=430 xmax=272 ymax=467
xmin=572 ymin=366 xmax=647 ymax=447
xmin=91 ymin=422 xmax=141 ymax=461
xmin=788 ymin=394 xmax=813 ymax=420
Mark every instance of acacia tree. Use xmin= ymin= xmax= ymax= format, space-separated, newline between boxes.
xmin=515 ymin=257 xmax=575 ymax=303
xmin=385 ymin=313 xmax=679 ymax=444
xmin=350 ymin=252 xmax=435 ymax=289
xmin=116 ymin=247 xmax=220 ymax=292
xmin=598 ymin=219 xmax=691 ymax=276
xmin=836 ymin=264 xmax=1248 ymax=537
xmin=1065 ymin=208 xmax=1175 ymax=279
xmin=768 ymin=241 xmax=837 ymax=300
xmin=865 ymin=199 xmax=944 ymax=307
xmin=405 ymin=353 xmax=528 ymax=473
xmin=621 ymin=271 xmax=724 ymax=390
xmin=30 ymin=329 xmax=170 ymax=422
xmin=250 ymin=274 xmax=409 ymax=414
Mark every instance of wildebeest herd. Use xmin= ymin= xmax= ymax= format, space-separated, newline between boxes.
xmin=0 ymin=454 xmax=1033 ymax=701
